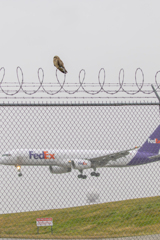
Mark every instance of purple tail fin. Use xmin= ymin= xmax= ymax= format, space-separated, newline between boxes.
xmin=139 ymin=125 xmax=160 ymax=154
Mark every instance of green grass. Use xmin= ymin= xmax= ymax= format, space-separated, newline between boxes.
xmin=0 ymin=196 xmax=160 ymax=238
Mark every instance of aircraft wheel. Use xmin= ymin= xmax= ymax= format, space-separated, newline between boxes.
xmin=91 ymin=172 xmax=96 ymax=176
xmin=95 ymin=173 xmax=100 ymax=177
xmin=78 ymin=174 xmax=87 ymax=179
xmin=82 ymin=175 xmax=87 ymax=179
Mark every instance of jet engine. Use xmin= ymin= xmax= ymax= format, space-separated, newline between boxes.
xmin=49 ymin=166 xmax=71 ymax=174
xmin=71 ymin=159 xmax=91 ymax=170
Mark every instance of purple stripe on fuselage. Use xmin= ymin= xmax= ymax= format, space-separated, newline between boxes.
xmin=127 ymin=151 xmax=160 ymax=166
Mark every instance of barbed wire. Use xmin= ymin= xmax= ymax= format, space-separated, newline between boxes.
xmin=0 ymin=67 xmax=160 ymax=97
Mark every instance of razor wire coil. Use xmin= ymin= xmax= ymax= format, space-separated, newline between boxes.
xmin=1 ymin=67 xmax=160 ymax=97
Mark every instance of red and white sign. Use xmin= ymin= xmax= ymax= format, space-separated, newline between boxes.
xmin=36 ymin=218 xmax=53 ymax=226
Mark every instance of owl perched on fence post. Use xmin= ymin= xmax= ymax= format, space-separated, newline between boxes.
xmin=53 ymin=56 xmax=68 ymax=74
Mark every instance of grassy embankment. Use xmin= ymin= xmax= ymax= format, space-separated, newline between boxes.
xmin=0 ymin=196 xmax=160 ymax=239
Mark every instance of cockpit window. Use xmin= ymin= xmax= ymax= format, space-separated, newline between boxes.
xmin=2 ymin=154 xmax=11 ymax=157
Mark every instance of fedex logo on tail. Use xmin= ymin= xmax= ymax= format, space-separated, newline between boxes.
xmin=29 ymin=151 xmax=55 ymax=159
xmin=148 ymin=138 xmax=160 ymax=144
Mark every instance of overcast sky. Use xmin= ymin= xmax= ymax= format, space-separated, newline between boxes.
xmin=0 ymin=0 xmax=160 ymax=97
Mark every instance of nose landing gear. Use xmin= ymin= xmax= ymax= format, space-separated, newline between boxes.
xmin=16 ymin=165 xmax=22 ymax=177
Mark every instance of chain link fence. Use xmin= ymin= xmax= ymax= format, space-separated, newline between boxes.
xmin=0 ymin=103 xmax=160 ymax=239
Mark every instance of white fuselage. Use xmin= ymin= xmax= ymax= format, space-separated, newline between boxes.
xmin=0 ymin=148 xmax=138 ymax=168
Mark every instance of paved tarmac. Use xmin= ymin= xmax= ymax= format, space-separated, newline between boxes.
xmin=1 ymin=235 xmax=160 ymax=240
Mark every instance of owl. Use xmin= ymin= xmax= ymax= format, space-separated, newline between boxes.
xmin=53 ymin=56 xmax=68 ymax=74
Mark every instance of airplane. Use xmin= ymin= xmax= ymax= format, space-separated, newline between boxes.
xmin=1 ymin=125 xmax=160 ymax=179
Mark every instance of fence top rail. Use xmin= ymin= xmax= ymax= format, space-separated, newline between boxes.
xmin=0 ymin=102 xmax=159 ymax=107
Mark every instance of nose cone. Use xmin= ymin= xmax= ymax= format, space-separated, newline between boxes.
xmin=0 ymin=154 xmax=10 ymax=164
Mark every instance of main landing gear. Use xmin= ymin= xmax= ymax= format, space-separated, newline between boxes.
xmin=78 ymin=174 xmax=87 ymax=179
xmin=77 ymin=169 xmax=100 ymax=179
xmin=90 ymin=168 xmax=100 ymax=177
xmin=91 ymin=172 xmax=100 ymax=177
xmin=16 ymin=165 xmax=22 ymax=177
xmin=78 ymin=170 xmax=87 ymax=179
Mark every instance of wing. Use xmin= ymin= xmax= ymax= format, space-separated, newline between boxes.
xmin=88 ymin=147 xmax=138 ymax=166
xmin=57 ymin=58 xmax=64 ymax=68
xmin=57 ymin=60 xmax=67 ymax=73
